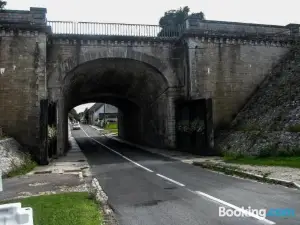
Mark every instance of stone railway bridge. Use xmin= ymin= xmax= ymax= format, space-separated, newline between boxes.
xmin=0 ymin=7 xmax=299 ymax=164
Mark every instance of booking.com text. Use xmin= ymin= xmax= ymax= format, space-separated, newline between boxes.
xmin=219 ymin=206 xmax=295 ymax=218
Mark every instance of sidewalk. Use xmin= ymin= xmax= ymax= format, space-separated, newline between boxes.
xmin=27 ymin=135 xmax=91 ymax=178
xmin=107 ymin=135 xmax=300 ymax=190
xmin=0 ymin=128 xmax=92 ymax=201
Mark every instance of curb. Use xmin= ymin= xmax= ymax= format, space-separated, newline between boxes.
xmin=193 ymin=161 xmax=300 ymax=190
xmin=90 ymin=178 xmax=118 ymax=225
xmin=97 ymin=131 xmax=300 ymax=191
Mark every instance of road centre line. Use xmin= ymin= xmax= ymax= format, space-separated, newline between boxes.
xmin=156 ymin=173 xmax=185 ymax=187
xmin=81 ymin=126 xmax=154 ymax=173
xmin=80 ymin=126 xmax=276 ymax=225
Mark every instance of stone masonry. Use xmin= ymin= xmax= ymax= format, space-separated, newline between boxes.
xmin=216 ymin=44 xmax=300 ymax=157
xmin=0 ymin=8 xmax=48 ymax=160
xmin=0 ymin=6 xmax=299 ymax=163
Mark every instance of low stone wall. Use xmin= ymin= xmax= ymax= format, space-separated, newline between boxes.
xmin=217 ymin=131 xmax=300 ymax=157
xmin=0 ymin=138 xmax=27 ymax=176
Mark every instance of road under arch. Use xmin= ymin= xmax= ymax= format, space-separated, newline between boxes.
xmin=58 ymin=58 xmax=178 ymax=154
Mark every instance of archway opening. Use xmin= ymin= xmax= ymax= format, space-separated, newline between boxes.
xmin=60 ymin=58 xmax=173 ymax=154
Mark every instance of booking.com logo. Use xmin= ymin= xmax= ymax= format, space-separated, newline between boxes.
xmin=219 ymin=206 xmax=295 ymax=218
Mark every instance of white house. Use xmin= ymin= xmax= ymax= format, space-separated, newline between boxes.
xmin=88 ymin=103 xmax=118 ymax=125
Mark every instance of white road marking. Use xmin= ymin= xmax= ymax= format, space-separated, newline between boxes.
xmin=80 ymin=126 xmax=276 ymax=225
xmin=156 ymin=173 xmax=185 ymax=187
xmin=81 ymin=126 xmax=154 ymax=173
xmin=190 ymin=189 xmax=276 ymax=225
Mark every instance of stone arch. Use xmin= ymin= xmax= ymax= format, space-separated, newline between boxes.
xmin=60 ymin=49 xmax=174 ymax=86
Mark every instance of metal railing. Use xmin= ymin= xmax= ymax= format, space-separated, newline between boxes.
xmin=47 ymin=21 xmax=182 ymax=38
xmin=46 ymin=20 xmax=299 ymax=42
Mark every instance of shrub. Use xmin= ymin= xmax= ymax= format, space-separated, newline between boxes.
xmin=257 ymin=144 xmax=276 ymax=157
xmin=288 ymin=124 xmax=300 ymax=132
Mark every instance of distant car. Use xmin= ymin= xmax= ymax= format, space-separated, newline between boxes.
xmin=72 ymin=122 xmax=80 ymax=130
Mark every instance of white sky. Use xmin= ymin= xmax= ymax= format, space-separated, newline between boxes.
xmin=6 ymin=0 xmax=300 ymax=26
xmin=6 ymin=0 xmax=299 ymax=112
xmin=74 ymin=103 xmax=95 ymax=113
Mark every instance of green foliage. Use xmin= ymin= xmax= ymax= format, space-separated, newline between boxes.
xmin=158 ymin=6 xmax=205 ymax=36
xmin=288 ymin=124 xmax=300 ymax=132
xmin=159 ymin=6 xmax=190 ymax=28
xmin=222 ymin=151 xmax=245 ymax=160
xmin=224 ymin=156 xmax=300 ymax=169
xmin=0 ymin=1 xmax=6 ymax=9
xmin=1 ymin=192 xmax=103 ymax=225
xmin=5 ymin=153 xmax=37 ymax=178
xmin=105 ymin=122 xmax=118 ymax=129
xmin=258 ymin=144 xmax=276 ymax=157
xmin=48 ymin=125 xmax=57 ymax=140
xmin=84 ymin=107 xmax=89 ymax=122
xmin=68 ymin=108 xmax=80 ymax=121
xmin=177 ymin=118 xmax=205 ymax=134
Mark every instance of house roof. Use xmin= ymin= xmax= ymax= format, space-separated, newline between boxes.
xmin=88 ymin=103 xmax=104 ymax=112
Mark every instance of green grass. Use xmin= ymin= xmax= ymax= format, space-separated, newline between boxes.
xmin=0 ymin=135 xmax=8 ymax=140
xmin=104 ymin=122 xmax=118 ymax=133
xmin=224 ymin=156 xmax=300 ymax=168
xmin=288 ymin=124 xmax=300 ymax=132
xmin=1 ymin=192 xmax=103 ymax=225
xmin=5 ymin=155 xmax=37 ymax=178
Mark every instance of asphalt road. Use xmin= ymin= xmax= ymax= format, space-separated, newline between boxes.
xmin=73 ymin=124 xmax=300 ymax=225
xmin=0 ymin=174 xmax=84 ymax=201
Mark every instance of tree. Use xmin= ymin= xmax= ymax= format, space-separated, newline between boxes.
xmin=84 ymin=108 xmax=89 ymax=123
xmin=68 ymin=108 xmax=80 ymax=121
xmin=158 ymin=6 xmax=205 ymax=37
xmin=0 ymin=1 xmax=6 ymax=9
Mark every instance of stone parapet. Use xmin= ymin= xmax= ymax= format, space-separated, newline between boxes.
xmin=0 ymin=7 xmax=47 ymax=25
xmin=182 ymin=17 xmax=299 ymax=41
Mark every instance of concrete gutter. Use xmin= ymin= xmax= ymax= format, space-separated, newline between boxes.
xmin=192 ymin=161 xmax=300 ymax=190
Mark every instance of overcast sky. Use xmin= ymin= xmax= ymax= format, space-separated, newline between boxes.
xmin=6 ymin=0 xmax=299 ymax=112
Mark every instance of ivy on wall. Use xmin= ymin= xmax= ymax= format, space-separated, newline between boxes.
xmin=177 ymin=118 xmax=205 ymax=134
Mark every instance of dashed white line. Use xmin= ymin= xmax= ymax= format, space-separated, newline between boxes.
xmin=156 ymin=173 xmax=185 ymax=187
xmin=81 ymin=126 xmax=154 ymax=173
xmin=79 ymin=125 xmax=276 ymax=225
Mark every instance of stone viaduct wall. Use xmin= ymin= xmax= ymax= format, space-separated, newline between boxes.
xmin=0 ymin=6 xmax=298 ymax=163
xmin=181 ymin=18 xmax=297 ymax=128
xmin=0 ymin=8 xmax=48 ymax=159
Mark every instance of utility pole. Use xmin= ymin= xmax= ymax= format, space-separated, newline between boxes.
xmin=104 ymin=104 xmax=106 ymax=126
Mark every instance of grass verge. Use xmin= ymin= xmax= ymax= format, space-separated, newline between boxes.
xmin=224 ymin=156 xmax=300 ymax=168
xmin=1 ymin=192 xmax=103 ymax=225
xmin=104 ymin=123 xmax=118 ymax=134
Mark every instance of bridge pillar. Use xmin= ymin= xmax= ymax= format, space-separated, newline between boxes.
xmin=0 ymin=7 xmax=49 ymax=164
xmin=139 ymin=88 xmax=180 ymax=149
xmin=56 ymin=96 xmax=65 ymax=157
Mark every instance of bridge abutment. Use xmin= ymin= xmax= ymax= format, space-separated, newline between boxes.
xmin=0 ymin=7 xmax=49 ymax=164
